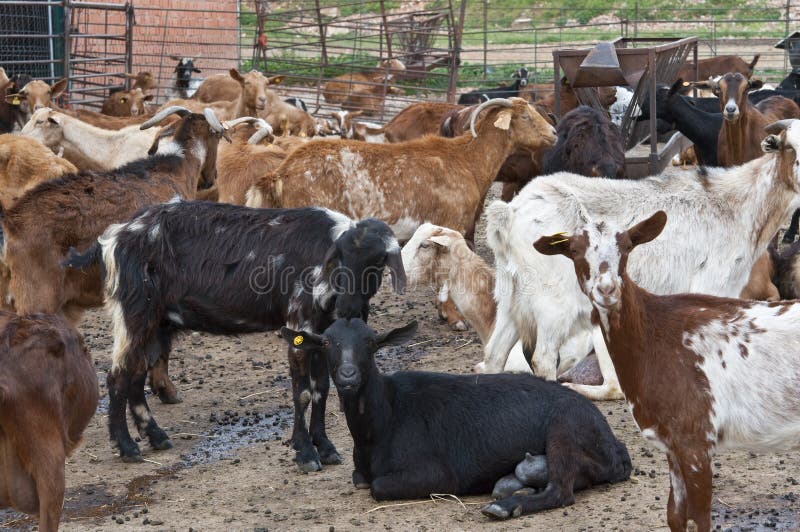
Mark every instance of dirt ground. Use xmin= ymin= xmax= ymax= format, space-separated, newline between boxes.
xmin=1 ymin=183 xmax=799 ymax=532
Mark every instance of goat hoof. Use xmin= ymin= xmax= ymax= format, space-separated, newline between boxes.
xmin=319 ymin=449 xmax=342 ymax=465
xmin=353 ymin=470 xmax=370 ymax=489
xmin=156 ymin=388 xmax=182 ymax=404
xmin=481 ymin=503 xmax=511 ymax=520
xmin=296 ymin=458 xmax=322 ymax=473
xmin=150 ymin=437 xmax=174 ymax=451
xmin=120 ymin=451 xmax=144 ymax=463
xmin=450 ymin=320 xmax=468 ymax=331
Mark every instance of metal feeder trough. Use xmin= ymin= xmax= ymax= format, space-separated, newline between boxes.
xmin=553 ymin=37 xmax=698 ymax=178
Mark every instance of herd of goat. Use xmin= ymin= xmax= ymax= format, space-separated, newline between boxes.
xmin=0 ymin=50 xmax=799 ymax=532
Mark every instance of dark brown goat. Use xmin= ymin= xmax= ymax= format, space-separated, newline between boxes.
xmin=675 ymin=54 xmax=759 ymax=82
xmin=383 ymin=102 xmax=463 ymax=143
xmin=1 ymin=106 xmax=225 ymax=403
xmin=542 ymin=105 xmax=625 ymax=178
xmin=0 ymin=312 xmax=98 ymax=532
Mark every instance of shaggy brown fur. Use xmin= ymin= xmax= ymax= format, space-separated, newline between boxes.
xmin=194 ymin=72 xmax=282 ymax=103
xmin=323 ymin=59 xmax=405 ymax=104
xmin=101 ymin=88 xmax=154 ymax=117
xmin=0 ymin=312 xmax=98 ymax=532
xmin=384 ymin=102 xmax=463 ymax=143
xmin=676 ymin=54 xmax=759 ymax=82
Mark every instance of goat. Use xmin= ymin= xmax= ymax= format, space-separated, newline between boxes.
xmin=66 ymin=108 xmax=153 ymax=131
xmin=279 ymin=318 xmax=631 ymax=519
xmin=342 ymin=82 xmax=403 ymax=117
xmin=258 ymin=87 xmax=317 ymax=136
xmin=215 ymin=117 xmax=304 ymax=205
xmin=284 ymin=97 xmax=308 ymax=112
xmin=608 ymin=86 xmax=640 ymax=126
xmin=167 ymin=56 xmax=201 ymax=99
xmin=124 ymin=71 xmax=157 ymax=93
xmin=0 ymin=312 xmax=98 ymax=532
xmin=0 ymin=134 xmax=76 ymax=208
xmin=481 ymin=122 xmax=800 ymax=401
xmin=323 ymin=59 xmax=405 ymax=105
xmin=159 ymin=69 xmax=269 ymax=122
xmin=0 ymin=69 xmax=30 ymax=133
xmin=401 ymin=223 xmax=532 ymax=373
xmin=739 ymin=252 xmax=779 ymax=301
xmin=542 ymin=105 xmax=625 ymax=178
xmin=382 ymin=101 xmax=463 ymax=143
xmin=457 ymin=67 xmax=529 ymax=105
xmin=675 ymin=54 xmax=760 ymax=82
xmin=70 ymin=201 xmax=406 ymax=469
xmin=193 ymin=72 xmax=282 ymax=103
xmin=534 ymin=207 xmax=800 ymax=532
xmin=707 ymin=73 xmax=800 ymax=166
xmin=4 ymin=78 xmax=67 ymax=125
xmin=4 ymin=106 xmax=225 ymax=405
xmin=101 ymin=88 xmax=154 ymax=117
xmin=20 ymin=108 xmax=164 ymax=171
xmin=245 ymin=98 xmax=557 ymax=243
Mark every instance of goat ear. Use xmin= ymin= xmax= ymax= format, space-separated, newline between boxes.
xmin=268 ymin=75 xmax=284 ymax=85
xmin=321 ymin=243 xmax=341 ymax=274
xmin=5 ymin=93 xmax=21 ymax=105
xmin=148 ymin=124 xmax=177 ymax=155
xmin=51 ymin=78 xmax=68 ymax=98
xmin=193 ymin=67 xmax=202 ymax=73
xmin=494 ymin=110 xmax=512 ymax=130
xmin=375 ymin=321 xmax=418 ymax=348
xmin=229 ymin=69 xmax=244 ymax=83
xmin=279 ymin=326 xmax=326 ymax=350
xmin=628 ymin=211 xmax=667 ymax=248
xmin=427 ymin=235 xmax=451 ymax=248
xmin=385 ymin=247 xmax=406 ymax=294
xmin=47 ymin=115 xmax=60 ymax=126
xmin=668 ymin=78 xmax=684 ymax=96
xmin=761 ymin=133 xmax=783 ymax=153
xmin=533 ymin=233 xmax=571 ymax=257
xmin=144 ymin=94 xmax=155 ymax=102
xmin=748 ymin=79 xmax=764 ymax=90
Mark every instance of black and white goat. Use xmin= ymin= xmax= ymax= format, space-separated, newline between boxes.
xmin=72 ymin=202 xmax=405 ymax=469
xmin=168 ymin=56 xmax=202 ymax=99
xmin=281 ymin=318 xmax=631 ymax=519
xmin=458 ymin=67 xmax=529 ymax=105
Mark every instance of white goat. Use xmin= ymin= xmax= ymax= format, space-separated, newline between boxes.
xmin=482 ymin=126 xmax=800 ymax=400
xmin=20 ymin=108 xmax=161 ymax=171
xmin=401 ymin=223 xmax=531 ymax=373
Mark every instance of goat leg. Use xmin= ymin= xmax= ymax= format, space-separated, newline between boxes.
xmin=308 ymin=351 xmax=341 ymax=465
xmin=107 ymin=370 xmax=142 ymax=462
xmin=370 ymin=462 xmax=456 ymax=500
xmin=148 ymin=353 xmax=181 ymax=404
xmin=128 ymin=370 xmax=172 ymax=451
xmin=288 ymin=347 xmax=322 ymax=472
xmin=33 ymin=444 xmax=65 ymax=532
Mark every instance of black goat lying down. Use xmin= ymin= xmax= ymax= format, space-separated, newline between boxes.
xmin=280 ymin=319 xmax=632 ymax=520
xmin=66 ymin=200 xmax=405 ymax=470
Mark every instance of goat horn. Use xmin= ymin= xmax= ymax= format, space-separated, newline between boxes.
xmin=248 ymin=120 xmax=274 ymax=145
xmin=469 ymin=98 xmax=513 ymax=138
xmin=203 ymin=108 xmax=225 ymax=134
xmin=140 ymin=105 xmax=191 ymax=130
xmin=223 ymin=116 xmax=261 ymax=129
xmin=765 ymin=119 xmax=795 ymax=134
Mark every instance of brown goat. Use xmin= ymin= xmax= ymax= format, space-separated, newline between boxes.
xmin=124 ymin=71 xmax=157 ymax=93
xmin=323 ymin=58 xmax=405 ymax=104
xmin=0 ymin=312 xmax=98 ymax=532
xmin=0 ymin=135 xmax=76 ymax=208
xmin=676 ymin=54 xmax=759 ymax=82
xmin=158 ymin=69 xmax=270 ymax=122
xmin=4 ymin=78 xmax=67 ymax=124
xmin=383 ymin=101 xmax=463 ymax=143
xmin=258 ymin=88 xmax=317 ymax=137
xmin=341 ymin=82 xmax=403 ymax=117
xmin=101 ymin=88 xmax=154 ymax=117
xmin=2 ymin=107 xmax=225 ymax=403
xmin=194 ymin=72 xmax=282 ymax=103
xmin=712 ymin=74 xmax=800 ymax=166
xmin=246 ymin=98 xmax=556 ymax=242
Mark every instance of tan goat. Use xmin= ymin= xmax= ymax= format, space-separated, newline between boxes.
xmin=323 ymin=58 xmax=405 ymax=104
xmin=194 ymin=72 xmax=283 ymax=103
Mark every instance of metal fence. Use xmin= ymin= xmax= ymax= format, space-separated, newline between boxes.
xmin=2 ymin=0 xmax=800 ymax=118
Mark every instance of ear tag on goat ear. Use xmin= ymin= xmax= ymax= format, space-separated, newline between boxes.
xmin=293 ymin=335 xmax=304 ymax=347
xmin=682 ymin=81 xmax=690 ymax=86
xmin=11 ymin=97 xmax=19 ymax=105
xmin=494 ymin=110 xmax=512 ymax=130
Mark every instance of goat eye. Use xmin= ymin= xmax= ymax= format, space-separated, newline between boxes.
xmin=419 ymin=242 xmax=430 ymax=249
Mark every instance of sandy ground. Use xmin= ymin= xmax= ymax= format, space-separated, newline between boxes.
xmin=1 ymin=183 xmax=799 ymax=532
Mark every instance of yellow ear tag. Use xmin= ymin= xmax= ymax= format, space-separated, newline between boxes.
xmin=682 ymin=81 xmax=690 ymax=86
xmin=494 ymin=110 xmax=512 ymax=130
xmin=293 ymin=335 xmax=303 ymax=346
xmin=11 ymin=97 xmax=19 ymax=105
xmin=549 ymin=231 xmax=568 ymax=245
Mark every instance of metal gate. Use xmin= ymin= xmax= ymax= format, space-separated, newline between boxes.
xmin=0 ymin=0 xmax=132 ymax=109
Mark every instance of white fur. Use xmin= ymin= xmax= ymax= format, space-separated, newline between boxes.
xmin=484 ymin=146 xmax=800 ymax=398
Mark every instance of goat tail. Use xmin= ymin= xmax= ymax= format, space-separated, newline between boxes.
xmin=62 ymin=242 xmax=102 ymax=272
xmin=244 ymin=184 xmax=264 ymax=208
xmin=749 ymin=54 xmax=761 ymax=72
xmin=485 ymin=200 xmax=514 ymax=252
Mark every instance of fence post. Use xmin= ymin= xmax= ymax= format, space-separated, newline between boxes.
xmin=314 ymin=0 xmax=328 ymax=66
xmin=483 ymin=0 xmax=488 ymax=79
xmin=634 ymin=1 xmax=638 ymax=39
xmin=379 ymin=0 xmax=393 ymax=59
xmin=125 ymin=2 xmax=134 ymax=87
xmin=63 ymin=0 xmax=71 ymax=88
xmin=786 ymin=0 xmax=792 ymax=73
xmin=447 ymin=0 xmax=466 ymax=103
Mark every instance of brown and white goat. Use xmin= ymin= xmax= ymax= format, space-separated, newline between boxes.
xmin=0 ymin=312 xmax=98 ymax=532
xmin=245 ymin=98 xmax=557 ymax=242
xmin=4 ymin=78 xmax=67 ymax=124
xmin=194 ymin=72 xmax=282 ymax=103
xmin=101 ymin=87 xmax=154 ymax=117
xmin=3 ymin=106 xmax=226 ymax=402
xmin=709 ymin=73 xmax=800 ymax=166
xmin=257 ymin=87 xmax=316 ymax=137
xmin=401 ymin=223 xmax=533 ymax=373
xmin=535 ymin=207 xmax=800 ymax=532
xmin=323 ymin=58 xmax=405 ymax=105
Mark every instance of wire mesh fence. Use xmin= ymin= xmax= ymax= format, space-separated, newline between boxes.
xmin=2 ymin=1 xmax=800 ymax=119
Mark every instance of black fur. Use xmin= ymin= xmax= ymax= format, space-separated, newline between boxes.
xmin=100 ymin=200 xmax=405 ymax=468
xmin=280 ymin=318 xmax=631 ymax=518
xmin=285 ymin=97 xmax=308 ymax=112
xmin=778 ymin=71 xmax=800 ymax=92
xmin=543 ymin=106 xmax=625 ymax=178
xmin=458 ymin=67 xmax=529 ymax=105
